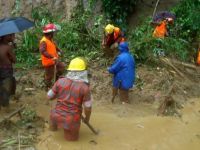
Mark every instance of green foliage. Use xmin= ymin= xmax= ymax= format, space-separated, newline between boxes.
xmin=172 ymin=0 xmax=200 ymax=41
xmin=15 ymin=3 xmax=57 ymax=67
xmin=101 ymin=0 xmax=138 ymax=27
xmin=129 ymin=0 xmax=200 ymax=62
xmin=54 ymin=1 xmax=103 ymax=60
xmin=16 ymin=2 xmax=103 ymax=67
xmin=20 ymin=107 xmax=37 ymax=123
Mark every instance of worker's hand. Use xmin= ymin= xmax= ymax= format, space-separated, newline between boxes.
xmin=52 ymin=57 xmax=58 ymax=61
xmin=58 ymin=52 xmax=62 ymax=56
xmin=83 ymin=116 xmax=90 ymax=124
xmin=58 ymin=49 xmax=64 ymax=55
xmin=102 ymin=44 xmax=106 ymax=49
xmin=52 ymin=57 xmax=58 ymax=64
xmin=110 ymin=43 xmax=118 ymax=50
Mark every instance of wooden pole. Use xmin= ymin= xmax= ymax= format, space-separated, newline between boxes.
xmin=81 ymin=116 xmax=99 ymax=135
xmin=152 ymin=0 xmax=160 ymax=18
xmin=0 ymin=105 xmax=25 ymax=123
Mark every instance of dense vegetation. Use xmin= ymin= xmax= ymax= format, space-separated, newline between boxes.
xmin=15 ymin=1 xmax=103 ymax=67
xmin=101 ymin=0 xmax=138 ymax=27
xmin=129 ymin=0 xmax=200 ymax=62
xmin=14 ymin=0 xmax=200 ymax=67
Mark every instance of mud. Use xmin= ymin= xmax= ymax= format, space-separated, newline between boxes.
xmin=7 ymin=87 xmax=199 ymax=150
xmin=36 ymin=99 xmax=200 ymax=150
xmin=1 ymin=63 xmax=200 ymax=149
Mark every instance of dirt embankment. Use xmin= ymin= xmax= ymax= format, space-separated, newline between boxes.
xmin=0 ymin=0 xmax=78 ymax=19
xmin=10 ymin=59 xmax=200 ymax=116
xmin=128 ymin=0 xmax=180 ymax=28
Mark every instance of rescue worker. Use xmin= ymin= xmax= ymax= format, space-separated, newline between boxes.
xmin=102 ymin=24 xmax=125 ymax=57
xmin=47 ymin=57 xmax=92 ymax=141
xmin=0 ymin=34 xmax=16 ymax=109
xmin=39 ymin=23 xmax=65 ymax=90
xmin=152 ymin=18 xmax=174 ymax=38
xmin=108 ymin=42 xmax=135 ymax=104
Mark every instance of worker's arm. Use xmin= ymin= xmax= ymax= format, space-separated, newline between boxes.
xmin=165 ymin=31 xmax=169 ymax=37
xmin=47 ymin=89 xmax=56 ymax=100
xmin=7 ymin=45 xmax=16 ymax=64
xmin=102 ymin=34 xmax=107 ymax=48
xmin=108 ymin=57 xmax=122 ymax=74
xmin=83 ymin=106 xmax=92 ymax=123
xmin=56 ymin=46 xmax=64 ymax=56
xmin=82 ymin=87 xmax=92 ymax=123
xmin=47 ymin=81 xmax=59 ymax=100
xmin=39 ymin=41 xmax=54 ymax=59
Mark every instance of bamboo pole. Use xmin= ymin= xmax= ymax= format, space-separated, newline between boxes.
xmin=81 ymin=116 xmax=99 ymax=135
xmin=152 ymin=0 xmax=160 ymax=18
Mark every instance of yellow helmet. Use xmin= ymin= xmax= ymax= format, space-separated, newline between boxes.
xmin=67 ymin=57 xmax=87 ymax=71
xmin=105 ymin=24 xmax=115 ymax=34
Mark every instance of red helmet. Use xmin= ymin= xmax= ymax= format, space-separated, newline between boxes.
xmin=43 ymin=23 xmax=57 ymax=33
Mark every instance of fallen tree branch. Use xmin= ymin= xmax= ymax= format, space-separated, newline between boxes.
xmin=171 ymin=59 xmax=198 ymax=70
xmin=0 ymin=105 xmax=25 ymax=123
xmin=157 ymin=84 xmax=175 ymax=115
xmin=159 ymin=58 xmax=190 ymax=81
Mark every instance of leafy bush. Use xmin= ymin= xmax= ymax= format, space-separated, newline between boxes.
xmin=101 ymin=0 xmax=138 ymax=27
xmin=172 ymin=0 xmax=200 ymax=40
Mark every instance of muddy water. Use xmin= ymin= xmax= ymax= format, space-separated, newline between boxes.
xmin=34 ymin=92 xmax=200 ymax=150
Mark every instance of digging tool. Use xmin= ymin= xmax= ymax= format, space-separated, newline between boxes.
xmin=81 ymin=115 xmax=99 ymax=135
xmin=53 ymin=62 xmax=57 ymax=83
xmin=48 ymin=62 xmax=57 ymax=108
xmin=152 ymin=0 xmax=160 ymax=18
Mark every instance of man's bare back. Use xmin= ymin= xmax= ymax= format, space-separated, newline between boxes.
xmin=0 ymin=43 xmax=16 ymax=67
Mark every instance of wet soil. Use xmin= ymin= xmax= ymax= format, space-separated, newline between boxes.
xmin=1 ymin=62 xmax=200 ymax=149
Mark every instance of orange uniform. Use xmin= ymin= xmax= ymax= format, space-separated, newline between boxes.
xmin=104 ymin=27 xmax=125 ymax=47
xmin=40 ymin=36 xmax=58 ymax=67
xmin=153 ymin=21 xmax=167 ymax=38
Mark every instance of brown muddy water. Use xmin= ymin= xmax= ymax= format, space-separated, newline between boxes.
xmin=32 ymin=91 xmax=200 ymax=150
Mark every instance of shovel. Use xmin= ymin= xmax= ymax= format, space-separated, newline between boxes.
xmin=81 ymin=115 xmax=99 ymax=135
xmin=53 ymin=62 xmax=57 ymax=83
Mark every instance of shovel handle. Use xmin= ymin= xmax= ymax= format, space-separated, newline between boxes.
xmin=81 ymin=115 xmax=98 ymax=135
xmin=53 ymin=62 xmax=57 ymax=83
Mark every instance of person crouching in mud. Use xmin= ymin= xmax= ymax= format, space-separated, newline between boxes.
xmin=108 ymin=42 xmax=135 ymax=104
xmin=47 ymin=57 xmax=92 ymax=141
xmin=0 ymin=34 xmax=16 ymax=110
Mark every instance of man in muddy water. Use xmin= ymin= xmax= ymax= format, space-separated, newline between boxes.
xmin=39 ymin=23 xmax=65 ymax=91
xmin=47 ymin=57 xmax=92 ymax=141
xmin=0 ymin=34 xmax=16 ymax=110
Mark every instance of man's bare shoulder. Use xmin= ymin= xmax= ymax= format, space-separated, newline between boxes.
xmin=0 ymin=44 xmax=12 ymax=50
